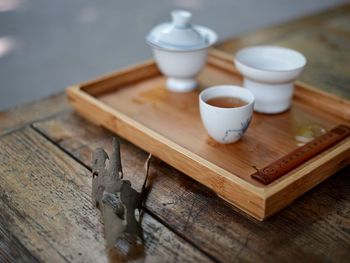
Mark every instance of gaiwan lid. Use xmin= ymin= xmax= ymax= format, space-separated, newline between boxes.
xmin=146 ymin=10 xmax=217 ymax=51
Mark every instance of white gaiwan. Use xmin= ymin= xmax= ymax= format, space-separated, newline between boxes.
xmin=234 ymin=46 xmax=307 ymax=114
xmin=146 ymin=10 xmax=217 ymax=92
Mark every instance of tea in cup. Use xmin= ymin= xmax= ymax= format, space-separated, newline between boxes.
xmin=199 ymin=85 xmax=255 ymax=144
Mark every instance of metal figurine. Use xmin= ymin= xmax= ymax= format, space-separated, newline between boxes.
xmin=92 ymin=137 xmax=152 ymax=260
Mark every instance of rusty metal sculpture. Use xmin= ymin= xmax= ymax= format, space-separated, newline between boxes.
xmin=92 ymin=137 xmax=151 ymax=261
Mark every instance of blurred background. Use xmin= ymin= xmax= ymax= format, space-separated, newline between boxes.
xmin=0 ymin=0 xmax=347 ymax=111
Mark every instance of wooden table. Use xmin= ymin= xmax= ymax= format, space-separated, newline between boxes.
xmin=1 ymin=4 xmax=349 ymax=263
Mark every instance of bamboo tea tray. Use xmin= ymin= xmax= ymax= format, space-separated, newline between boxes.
xmin=67 ymin=50 xmax=350 ymax=220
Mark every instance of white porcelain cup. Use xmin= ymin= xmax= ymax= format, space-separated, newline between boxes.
xmin=199 ymin=85 xmax=255 ymax=144
xmin=234 ymin=45 xmax=306 ymax=114
xmin=146 ymin=10 xmax=217 ymax=93
xmin=153 ymin=48 xmax=209 ymax=92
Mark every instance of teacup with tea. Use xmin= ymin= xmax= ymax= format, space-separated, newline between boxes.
xmin=199 ymin=85 xmax=255 ymax=144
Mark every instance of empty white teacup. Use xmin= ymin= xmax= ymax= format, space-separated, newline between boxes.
xmin=199 ymin=85 xmax=255 ymax=144
xmin=234 ymin=45 xmax=306 ymax=114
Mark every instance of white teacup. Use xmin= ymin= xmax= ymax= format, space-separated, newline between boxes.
xmin=199 ymin=85 xmax=255 ymax=144
xmin=234 ymin=45 xmax=306 ymax=114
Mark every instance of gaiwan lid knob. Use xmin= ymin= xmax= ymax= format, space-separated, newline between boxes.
xmin=171 ymin=10 xmax=192 ymax=27
xmin=146 ymin=10 xmax=217 ymax=51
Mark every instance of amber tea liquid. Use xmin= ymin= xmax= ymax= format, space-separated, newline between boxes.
xmin=206 ymin=96 xmax=247 ymax=108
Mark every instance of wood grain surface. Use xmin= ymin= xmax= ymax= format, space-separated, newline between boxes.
xmin=33 ymin=111 xmax=350 ymax=262
xmin=1 ymin=4 xmax=350 ymax=262
xmin=0 ymin=216 xmax=39 ymax=263
xmin=216 ymin=3 xmax=350 ymax=99
xmin=0 ymin=93 xmax=69 ymax=136
xmin=0 ymin=127 xmax=213 ymax=263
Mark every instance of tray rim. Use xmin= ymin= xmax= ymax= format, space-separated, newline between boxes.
xmin=66 ymin=49 xmax=350 ymax=220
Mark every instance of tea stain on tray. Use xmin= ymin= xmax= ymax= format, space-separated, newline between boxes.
xmin=295 ymin=124 xmax=326 ymax=146
xmin=139 ymin=86 xmax=169 ymax=103
xmin=131 ymin=97 xmax=145 ymax=105
xmin=289 ymin=104 xmax=330 ymax=146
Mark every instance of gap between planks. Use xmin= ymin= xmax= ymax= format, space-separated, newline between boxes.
xmin=0 ymin=126 xmax=213 ymax=263
xmin=31 ymin=111 xmax=350 ymax=262
xmin=30 ymin=124 xmax=222 ymax=263
xmin=0 ymin=109 xmax=72 ymax=138
xmin=0 ymin=216 xmax=40 ymax=263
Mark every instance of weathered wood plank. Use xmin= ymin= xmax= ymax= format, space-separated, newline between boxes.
xmin=0 ymin=127 xmax=107 ymax=262
xmin=0 ymin=127 xmax=213 ymax=263
xmin=0 ymin=215 xmax=39 ymax=263
xmin=215 ymin=3 xmax=350 ymax=99
xmin=33 ymin=112 xmax=350 ymax=262
xmin=0 ymin=93 xmax=69 ymax=135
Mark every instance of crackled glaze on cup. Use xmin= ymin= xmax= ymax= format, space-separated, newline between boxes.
xmin=199 ymin=85 xmax=255 ymax=144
